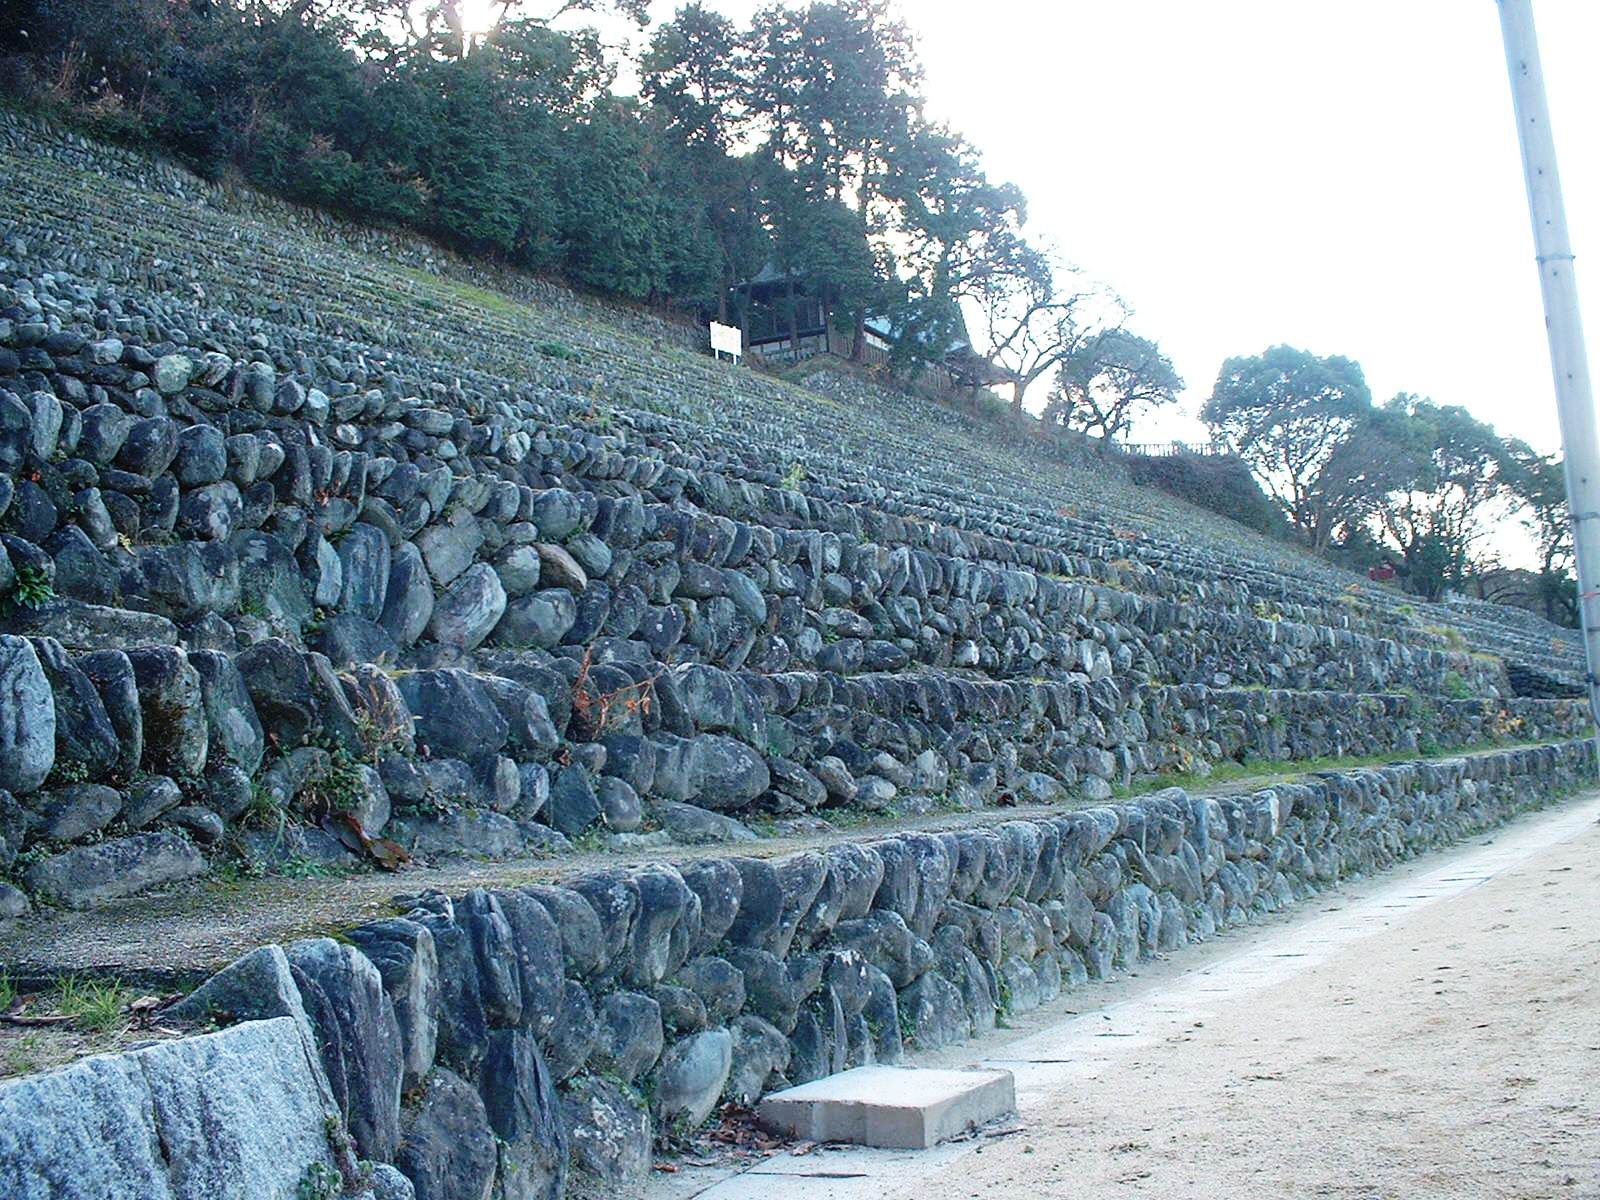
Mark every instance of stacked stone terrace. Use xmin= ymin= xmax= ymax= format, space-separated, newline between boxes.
xmin=0 ymin=110 xmax=1593 ymax=1198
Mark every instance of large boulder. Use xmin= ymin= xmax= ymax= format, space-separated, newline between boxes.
xmin=651 ymin=1029 xmax=732 ymax=1132
xmin=561 ymin=1076 xmax=651 ymax=1199
xmin=77 ymin=650 xmax=142 ymax=780
xmin=686 ymin=734 xmax=769 ymax=811
xmin=481 ymin=1029 xmax=567 ymax=1200
xmin=168 ymin=944 xmax=312 ymax=1030
xmin=489 ymin=890 xmax=566 ymax=1042
xmin=345 ymin=919 xmax=440 ymax=1093
xmin=0 ymin=1017 xmax=340 ymax=1200
xmin=23 ymin=832 xmax=205 ymax=908
xmin=592 ymin=992 xmax=664 ymax=1084
xmin=724 ymin=1014 xmax=791 ymax=1106
xmin=546 ymin=764 xmax=601 ymax=836
xmin=488 ymin=589 xmax=576 ymax=650
xmin=286 ymin=938 xmax=405 ymax=1163
xmin=396 ymin=1067 xmax=498 ymax=1200
xmin=337 ymin=523 xmax=391 ymax=622
xmin=236 ymin=638 xmax=319 ymax=748
xmin=28 ymin=784 xmax=121 ymax=841
xmin=28 ymin=638 xmax=117 ymax=782
xmin=124 ymin=646 xmax=208 ymax=778
xmin=428 ymin=563 xmax=507 ymax=650
xmin=0 ymin=636 xmax=54 ymax=794
xmin=189 ymin=650 xmax=265 ymax=775
xmin=397 ymin=670 xmax=510 ymax=760
xmin=407 ymin=906 xmax=490 ymax=1076
xmin=380 ymin=541 xmax=435 ymax=647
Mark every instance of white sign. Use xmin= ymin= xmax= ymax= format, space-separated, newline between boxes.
xmin=710 ymin=321 xmax=743 ymax=361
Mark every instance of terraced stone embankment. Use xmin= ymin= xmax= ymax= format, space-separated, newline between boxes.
xmin=3 ymin=741 xmax=1592 ymax=1199
xmin=0 ymin=108 xmax=1594 ymax=1199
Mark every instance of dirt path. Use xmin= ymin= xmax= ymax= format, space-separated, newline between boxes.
xmin=665 ymin=790 xmax=1600 ymax=1200
xmin=0 ymin=791 xmax=1105 ymax=983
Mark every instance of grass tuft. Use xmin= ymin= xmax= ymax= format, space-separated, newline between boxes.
xmin=55 ymin=975 xmax=128 ymax=1033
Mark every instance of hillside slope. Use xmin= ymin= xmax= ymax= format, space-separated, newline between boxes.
xmin=0 ymin=104 xmax=1587 ymax=904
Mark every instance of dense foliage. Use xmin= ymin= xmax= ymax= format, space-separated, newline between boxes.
xmin=1204 ymin=345 xmax=1574 ymax=617
xmin=0 ymin=0 xmax=1135 ymax=380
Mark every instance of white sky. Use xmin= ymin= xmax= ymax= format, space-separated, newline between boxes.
xmin=564 ymin=0 xmax=1598 ymax=459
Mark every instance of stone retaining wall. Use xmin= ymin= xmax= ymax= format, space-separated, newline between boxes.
xmin=7 ymin=739 xmax=1572 ymax=1200
xmin=2 ymin=108 xmax=1590 ymax=918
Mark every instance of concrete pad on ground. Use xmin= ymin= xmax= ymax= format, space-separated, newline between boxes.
xmin=758 ymin=1065 xmax=1016 ymax=1149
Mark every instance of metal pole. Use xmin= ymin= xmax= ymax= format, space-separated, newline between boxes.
xmin=1497 ymin=0 xmax=1600 ymax=726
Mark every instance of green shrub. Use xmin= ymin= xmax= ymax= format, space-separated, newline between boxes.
xmin=5 ymin=563 xmax=54 ymax=612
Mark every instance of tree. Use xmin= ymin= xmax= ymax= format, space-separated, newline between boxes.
xmin=1508 ymin=447 xmax=1577 ymax=623
xmin=1367 ymin=396 xmax=1514 ymax=597
xmin=1202 ymin=346 xmax=1373 ymax=548
xmin=642 ymin=5 xmax=766 ymax=318
xmin=360 ymin=0 xmax=649 ymax=61
xmin=1044 ymin=329 xmax=1181 ymax=450
xmin=742 ymin=0 xmax=918 ymax=203
xmin=642 ymin=3 xmax=746 ymax=152
xmin=884 ymin=121 xmax=1032 ymax=313
xmin=942 ymin=240 xmax=1125 ymax=412
xmin=1299 ymin=411 xmax=1415 ymax=552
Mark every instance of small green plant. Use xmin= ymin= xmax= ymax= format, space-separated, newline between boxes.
xmin=277 ymin=856 xmax=348 ymax=880
xmin=55 ymin=975 xmax=127 ymax=1033
xmin=46 ymin=758 xmax=89 ymax=786
xmin=301 ymin=747 xmax=366 ymax=821
xmin=1422 ymin=622 xmax=1467 ymax=651
xmin=655 ymin=1110 xmax=699 ymax=1151
xmin=537 ymin=340 xmax=578 ymax=361
xmin=5 ymin=563 xmax=53 ymax=612
xmin=242 ymin=781 xmax=283 ymax=831
xmin=569 ymin=826 xmax=607 ymax=853
xmin=780 ymin=461 xmax=805 ymax=491
xmin=295 ymin=1161 xmax=343 ymax=1200
xmin=349 ymin=677 xmax=412 ymax=763
xmin=0 ymin=971 xmax=15 ymax=1013
xmin=1440 ymin=670 xmax=1473 ymax=700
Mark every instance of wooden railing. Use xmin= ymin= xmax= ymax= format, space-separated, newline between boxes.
xmin=1115 ymin=440 xmax=1232 ymax=458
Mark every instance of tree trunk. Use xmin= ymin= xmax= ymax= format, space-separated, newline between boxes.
xmin=787 ymin=278 xmax=799 ymax=364
xmin=849 ymin=311 xmax=865 ymax=362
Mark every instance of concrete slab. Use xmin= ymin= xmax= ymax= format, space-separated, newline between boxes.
xmin=757 ymin=1065 xmax=1016 ymax=1149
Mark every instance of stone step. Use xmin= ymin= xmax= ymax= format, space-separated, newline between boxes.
xmin=757 ymin=1065 xmax=1016 ymax=1149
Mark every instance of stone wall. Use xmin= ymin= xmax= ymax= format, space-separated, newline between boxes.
xmin=8 ymin=739 xmax=1562 ymax=1200
xmin=1 ymin=108 xmax=1596 ymax=1198
xmin=1 ymin=106 xmax=1591 ymax=919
